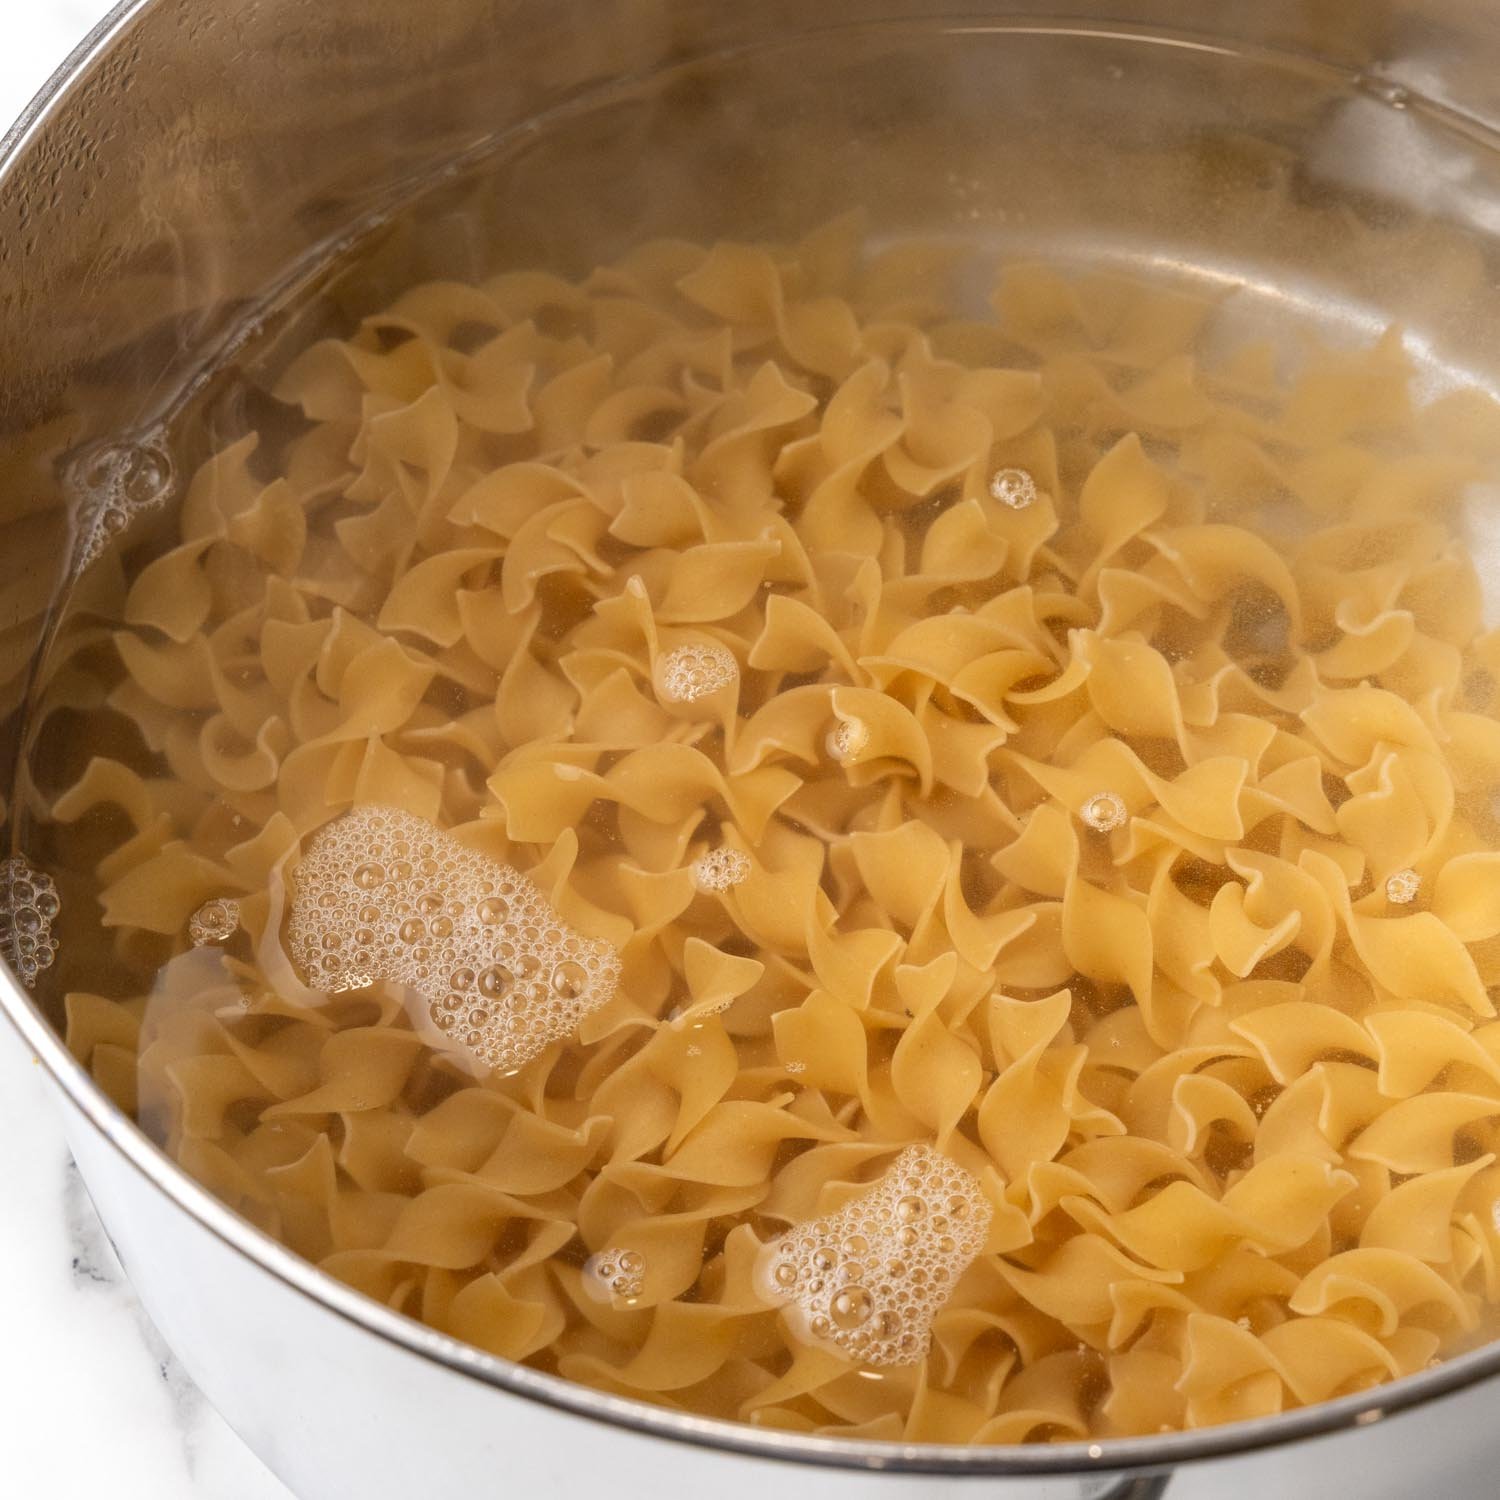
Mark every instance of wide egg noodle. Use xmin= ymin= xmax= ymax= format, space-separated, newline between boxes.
xmin=39 ymin=223 xmax=1500 ymax=1441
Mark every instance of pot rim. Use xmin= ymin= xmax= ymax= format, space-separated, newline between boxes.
xmin=6 ymin=0 xmax=1500 ymax=1480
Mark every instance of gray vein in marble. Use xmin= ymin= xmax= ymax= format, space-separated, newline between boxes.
xmin=61 ymin=1156 xmax=220 ymax=1483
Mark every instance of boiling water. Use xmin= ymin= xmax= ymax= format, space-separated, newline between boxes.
xmin=10 ymin=43 xmax=1500 ymax=1433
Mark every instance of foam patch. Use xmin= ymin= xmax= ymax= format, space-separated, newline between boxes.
xmin=287 ymin=807 xmax=621 ymax=1073
xmin=756 ymin=1144 xmax=990 ymax=1366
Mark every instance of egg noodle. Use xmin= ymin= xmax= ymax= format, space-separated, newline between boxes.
xmin=41 ymin=220 xmax=1500 ymax=1441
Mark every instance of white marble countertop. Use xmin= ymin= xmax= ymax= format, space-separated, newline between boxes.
xmin=2 ymin=8 xmax=1498 ymax=1500
xmin=0 ymin=1025 xmax=292 ymax=1498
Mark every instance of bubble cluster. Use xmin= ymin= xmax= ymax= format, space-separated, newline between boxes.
xmin=1385 ymin=868 xmax=1421 ymax=904
xmin=692 ymin=846 xmax=750 ymax=893
xmin=286 ymin=807 xmax=621 ymax=1073
xmin=659 ymin=642 xmax=738 ymax=703
xmin=585 ymin=1246 xmax=647 ymax=1303
xmin=989 ymin=466 xmax=1038 ymax=511
xmin=826 ymin=716 xmax=870 ymax=763
xmin=189 ymin=897 xmax=240 ymax=947
xmin=67 ymin=431 xmax=174 ymax=571
xmin=756 ymin=1144 xmax=990 ymax=1367
xmin=0 ymin=856 xmax=61 ymax=990
xmin=1080 ymin=790 xmax=1127 ymax=832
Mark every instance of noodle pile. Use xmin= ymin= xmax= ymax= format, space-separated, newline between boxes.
xmin=42 ymin=223 xmax=1500 ymax=1441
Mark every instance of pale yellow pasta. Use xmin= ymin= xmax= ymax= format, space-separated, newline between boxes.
xmin=23 ymin=220 xmax=1500 ymax=1444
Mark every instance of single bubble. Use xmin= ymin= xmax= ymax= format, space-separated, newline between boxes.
xmin=826 ymin=716 xmax=869 ymax=763
xmin=478 ymin=965 xmax=513 ymax=1000
xmin=774 ymin=1263 xmax=798 ymax=1287
xmin=989 ymin=466 xmax=1038 ymax=510
xmin=831 ymin=1287 xmax=874 ymax=1331
xmin=552 ymin=960 xmax=588 ymax=1000
xmin=118 ymin=444 xmax=172 ymax=506
xmin=417 ymin=892 xmax=443 ymax=916
xmin=451 ymin=966 xmax=475 ymax=991
xmin=354 ymin=863 xmax=384 ymax=890
xmin=1080 ymin=790 xmax=1127 ymax=833
xmin=896 ymin=1196 xmax=925 ymax=1223
xmin=398 ymin=917 xmax=425 ymax=944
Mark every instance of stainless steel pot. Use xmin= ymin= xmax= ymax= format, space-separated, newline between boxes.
xmin=7 ymin=4 xmax=1500 ymax=1497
